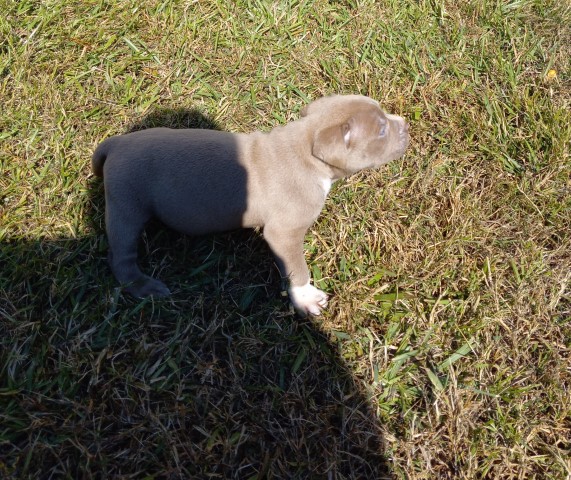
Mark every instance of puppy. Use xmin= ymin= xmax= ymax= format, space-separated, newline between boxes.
xmin=92 ymin=95 xmax=409 ymax=316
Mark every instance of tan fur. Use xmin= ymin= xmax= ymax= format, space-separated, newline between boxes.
xmin=92 ymin=95 xmax=409 ymax=316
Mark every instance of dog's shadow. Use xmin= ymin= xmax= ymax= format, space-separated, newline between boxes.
xmin=2 ymin=107 xmax=391 ymax=478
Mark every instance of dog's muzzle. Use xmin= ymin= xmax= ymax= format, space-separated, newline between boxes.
xmin=398 ymin=119 xmax=410 ymax=154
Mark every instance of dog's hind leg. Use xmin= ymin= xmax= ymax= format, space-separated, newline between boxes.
xmin=105 ymin=199 xmax=171 ymax=298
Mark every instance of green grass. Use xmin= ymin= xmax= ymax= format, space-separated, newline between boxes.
xmin=1 ymin=0 xmax=570 ymax=478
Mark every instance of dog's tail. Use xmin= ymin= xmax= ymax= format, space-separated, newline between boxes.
xmin=91 ymin=137 xmax=115 ymax=177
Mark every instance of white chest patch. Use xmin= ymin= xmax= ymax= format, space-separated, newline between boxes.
xmin=320 ymin=178 xmax=332 ymax=196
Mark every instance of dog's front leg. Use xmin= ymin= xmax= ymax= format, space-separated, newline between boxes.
xmin=263 ymin=224 xmax=328 ymax=316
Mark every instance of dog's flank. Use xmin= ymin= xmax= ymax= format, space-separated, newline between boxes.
xmin=92 ymin=95 xmax=409 ymax=316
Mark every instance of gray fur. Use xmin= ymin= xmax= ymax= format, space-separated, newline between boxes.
xmin=92 ymin=95 xmax=409 ymax=315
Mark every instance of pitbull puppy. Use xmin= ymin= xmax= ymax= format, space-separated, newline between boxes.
xmin=92 ymin=95 xmax=409 ymax=316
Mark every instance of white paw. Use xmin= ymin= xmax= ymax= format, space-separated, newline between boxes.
xmin=288 ymin=283 xmax=328 ymax=317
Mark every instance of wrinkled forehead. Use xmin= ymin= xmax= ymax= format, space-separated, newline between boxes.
xmin=302 ymin=95 xmax=384 ymax=120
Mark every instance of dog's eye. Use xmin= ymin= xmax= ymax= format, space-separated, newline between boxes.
xmin=379 ymin=124 xmax=387 ymax=137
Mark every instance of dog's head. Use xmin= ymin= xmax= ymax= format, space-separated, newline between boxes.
xmin=301 ymin=95 xmax=409 ymax=177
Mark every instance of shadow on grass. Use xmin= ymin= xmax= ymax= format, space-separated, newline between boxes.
xmin=0 ymin=107 xmax=391 ymax=479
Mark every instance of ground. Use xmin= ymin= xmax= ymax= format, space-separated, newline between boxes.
xmin=1 ymin=0 xmax=570 ymax=478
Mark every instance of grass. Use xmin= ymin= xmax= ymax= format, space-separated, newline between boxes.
xmin=1 ymin=0 xmax=570 ymax=478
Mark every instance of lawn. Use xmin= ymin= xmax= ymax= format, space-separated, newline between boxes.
xmin=1 ymin=0 xmax=570 ymax=478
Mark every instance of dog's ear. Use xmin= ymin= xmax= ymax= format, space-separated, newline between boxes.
xmin=312 ymin=121 xmax=351 ymax=172
xmin=300 ymin=104 xmax=310 ymax=117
